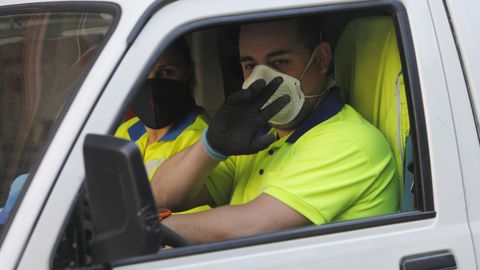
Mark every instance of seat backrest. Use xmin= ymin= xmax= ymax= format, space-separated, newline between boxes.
xmin=190 ymin=29 xmax=225 ymax=117
xmin=334 ymin=16 xmax=410 ymax=202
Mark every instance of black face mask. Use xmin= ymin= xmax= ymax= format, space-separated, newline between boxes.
xmin=131 ymin=78 xmax=194 ymax=129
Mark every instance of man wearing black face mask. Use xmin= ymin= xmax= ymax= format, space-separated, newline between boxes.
xmin=115 ymin=38 xmax=209 ymax=181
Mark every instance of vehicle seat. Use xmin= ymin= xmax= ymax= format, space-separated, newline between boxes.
xmin=190 ymin=29 xmax=225 ymax=116
xmin=334 ymin=16 xmax=413 ymax=210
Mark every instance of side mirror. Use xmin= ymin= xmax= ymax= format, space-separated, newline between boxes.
xmin=83 ymin=134 xmax=162 ymax=263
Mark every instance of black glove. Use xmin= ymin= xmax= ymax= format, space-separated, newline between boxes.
xmin=206 ymin=77 xmax=290 ymax=156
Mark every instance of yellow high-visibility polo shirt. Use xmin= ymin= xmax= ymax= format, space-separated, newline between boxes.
xmin=206 ymin=89 xmax=399 ymax=224
xmin=115 ymin=107 xmax=209 ymax=180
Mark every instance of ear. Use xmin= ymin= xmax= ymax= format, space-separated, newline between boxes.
xmin=315 ymin=41 xmax=332 ymax=75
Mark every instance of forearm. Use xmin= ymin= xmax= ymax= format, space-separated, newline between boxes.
xmin=162 ymin=194 xmax=311 ymax=244
xmin=151 ymin=141 xmax=219 ymax=210
xmin=162 ymin=205 xmax=257 ymax=244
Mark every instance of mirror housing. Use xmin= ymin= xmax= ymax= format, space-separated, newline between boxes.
xmin=83 ymin=134 xmax=161 ymax=263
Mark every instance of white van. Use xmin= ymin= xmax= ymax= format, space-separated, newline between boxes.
xmin=0 ymin=0 xmax=479 ymax=269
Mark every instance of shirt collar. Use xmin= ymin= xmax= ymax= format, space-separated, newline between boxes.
xmin=127 ymin=120 xmax=146 ymax=141
xmin=127 ymin=106 xmax=202 ymax=142
xmin=159 ymin=106 xmax=202 ymax=141
xmin=286 ymin=87 xmax=344 ymax=144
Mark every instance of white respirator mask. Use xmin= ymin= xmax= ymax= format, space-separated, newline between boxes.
xmin=242 ymin=46 xmax=325 ymax=126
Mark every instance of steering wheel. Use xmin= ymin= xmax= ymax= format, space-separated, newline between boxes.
xmin=157 ymin=209 xmax=189 ymax=247
xmin=158 ymin=223 xmax=190 ymax=247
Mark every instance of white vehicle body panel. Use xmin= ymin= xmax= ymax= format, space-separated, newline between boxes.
xmin=112 ymin=1 xmax=477 ymax=268
xmin=0 ymin=0 xmax=147 ymax=269
xmin=0 ymin=0 xmax=477 ymax=269
xmin=442 ymin=0 xmax=480 ymax=262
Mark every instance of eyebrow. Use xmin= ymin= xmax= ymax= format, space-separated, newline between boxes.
xmin=239 ymin=56 xmax=254 ymax=63
xmin=239 ymin=50 xmax=293 ymax=63
xmin=154 ymin=63 xmax=178 ymax=70
xmin=266 ymin=50 xmax=293 ymax=59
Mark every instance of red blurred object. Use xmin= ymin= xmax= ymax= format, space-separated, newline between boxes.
xmin=157 ymin=208 xmax=172 ymax=220
xmin=125 ymin=106 xmax=136 ymax=121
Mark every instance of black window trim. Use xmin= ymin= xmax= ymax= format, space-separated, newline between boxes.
xmin=110 ymin=0 xmax=434 ymax=266
xmin=0 ymin=0 xmax=121 ymax=250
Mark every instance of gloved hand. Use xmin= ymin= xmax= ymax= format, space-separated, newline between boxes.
xmin=206 ymin=77 xmax=290 ymax=156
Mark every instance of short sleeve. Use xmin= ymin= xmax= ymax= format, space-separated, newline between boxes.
xmin=263 ymin=129 xmax=397 ymax=224
xmin=205 ymin=157 xmax=236 ymax=207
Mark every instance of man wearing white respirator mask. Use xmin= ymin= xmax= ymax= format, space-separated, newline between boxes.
xmin=151 ymin=18 xmax=399 ymax=244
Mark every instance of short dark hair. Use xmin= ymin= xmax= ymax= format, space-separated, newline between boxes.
xmin=170 ymin=36 xmax=196 ymax=92
xmin=295 ymin=16 xmax=324 ymax=52
xmin=171 ymin=36 xmax=192 ymax=70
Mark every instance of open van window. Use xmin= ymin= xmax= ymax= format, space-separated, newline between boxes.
xmin=54 ymin=2 xmax=433 ymax=267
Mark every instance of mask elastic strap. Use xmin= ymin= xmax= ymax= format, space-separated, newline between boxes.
xmin=304 ymin=78 xmax=337 ymax=99
xmin=299 ymin=45 xmax=320 ymax=81
xmin=299 ymin=31 xmax=323 ymax=80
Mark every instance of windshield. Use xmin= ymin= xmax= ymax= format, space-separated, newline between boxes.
xmin=0 ymin=10 xmax=115 ymax=231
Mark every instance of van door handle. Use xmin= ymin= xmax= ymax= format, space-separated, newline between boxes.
xmin=400 ymin=250 xmax=456 ymax=270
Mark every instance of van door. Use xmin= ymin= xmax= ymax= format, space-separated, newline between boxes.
xmin=18 ymin=0 xmax=477 ymax=269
